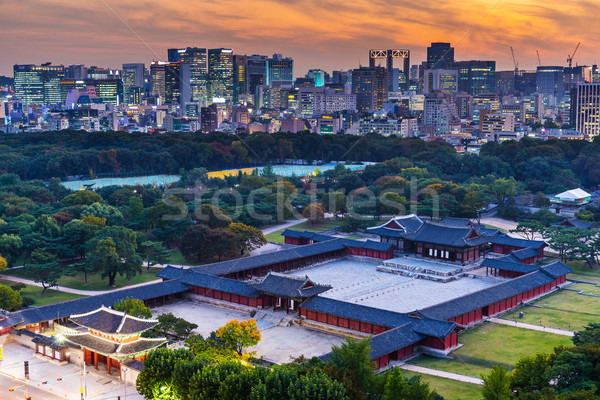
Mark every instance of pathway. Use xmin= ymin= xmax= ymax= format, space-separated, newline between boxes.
xmin=261 ymin=218 xmax=308 ymax=234
xmin=0 ymin=274 xmax=162 ymax=296
xmin=399 ymin=364 xmax=483 ymax=385
xmin=489 ymin=317 xmax=575 ymax=336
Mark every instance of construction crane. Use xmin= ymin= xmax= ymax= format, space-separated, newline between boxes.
xmin=510 ymin=46 xmax=519 ymax=73
xmin=567 ymin=42 xmax=581 ymax=87
xmin=536 ymin=50 xmax=542 ymax=66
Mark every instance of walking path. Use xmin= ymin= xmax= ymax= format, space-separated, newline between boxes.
xmin=0 ymin=274 xmax=162 ymax=296
xmin=261 ymin=218 xmax=308 ymax=234
xmin=489 ymin=317 xmax=575 ymax=336
xmin=399 ymin=364 xmax=483 ymax=385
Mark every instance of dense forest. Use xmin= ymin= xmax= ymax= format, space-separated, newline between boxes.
xmin=1 ymin=131 xmax=600 ymax=194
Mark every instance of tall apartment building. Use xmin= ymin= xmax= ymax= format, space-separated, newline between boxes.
xmin=424 ymin=91 xmax=461 ymax=135
xmin=453 ymin=60 xmax=496 ymax=96
xmin=122 ymin=63 xmax=145 ymax=104
xmin=168 ymin=47 xmax=208 ymax=102
xmin=424 ymin=69 xmax=458 ymax=94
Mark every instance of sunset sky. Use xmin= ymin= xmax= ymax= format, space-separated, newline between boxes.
xmin=2 ymin=0 xmax=599 ymax=77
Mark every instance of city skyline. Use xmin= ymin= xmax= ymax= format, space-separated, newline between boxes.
xmin=2 ymin=0 xmax=600 ymax=77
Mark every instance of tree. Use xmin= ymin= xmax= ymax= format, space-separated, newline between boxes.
xmin=573 ymin=323 xmax=600 ymax=346
xmin=196 ymin=204 xmax=232 ymax=228
xmin=511 ymin=221 xmax=545 ymax=240
xmin=0 ymin=284 xmax=22 ymax=311
xmin=487 ymin=177 xmax=517 ymax=206
xmin=91 ymin=226 xmax=142 ymax=286
xmin=302 ymin=203 xmax=325 ymax=226
xmin=173 ymin=319 xmax=198 ymax=339
xmin=215 ymin=319 xmax=262 ymax=356
xmin=157 ymin=313 xmax=180 ymax=337
xmin=61 ymin=190 xmax=103 ymax=206
xmin=208 ymin=228 xmax=238 ymax=261
xmin=0 ymin=255 xmax=6 ymax=272
xmin=322 ymin=192 xmax=348 ymax=217
xmin=136 ymin=347 xmax=195 ymax=399
xmin=481 ymin=366 xmax=511 ymax=400
xmin=113 ymin=297 xmax=152 ymax=319
xmin=128 ymin=196 xmax=146 ymax=229
xmin=289 ymin=371 xmax=348 ymax=400
xmin=227 ymin=223 xmax=267 ymax=255
xmin=378 ymin=192 xmax=408 ymax=216
xmin=81 ymin=202 xmax=124 ymax=226
xmin=140 ymin=240 xmax=170 ymax=271
xmin=0 ymin=234 xmax=23 ymax=266
xmin=510 ymin=353 xmax=554 ymax=396
xmin=251 ymin=366 xmax=298 ymax=400
xmin=24 ymin=248 xmax=62 ymax=295
xmin=327 ymin=337 xmax=376 ymax=397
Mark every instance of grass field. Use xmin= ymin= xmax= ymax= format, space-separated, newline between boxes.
xmin=401 ymin=370 xmax=482 ymax=400
xmin=0 ymin=280 xmax=84 ymax=307
xmin=502 ymin=288 xmax=600 ymax=331
xmin=567 ymin=260 xmax=600 ymax=282
xmin=265 ymin=218 xmax=347 ymax=243
xmin=408 ymin=323 xmax=572 ymax=378
xmin=5 ymin=267 xmax=163 ymax=291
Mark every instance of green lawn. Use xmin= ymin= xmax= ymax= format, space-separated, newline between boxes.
xmin=502 ymin=288 xmax=600 ymax=330
xmin=408 ymin=323 xmax=572 ymax=378
xmin=55 ymin=267 xmax=163 ymax=290
xmin=482 ymin=224 xmax=506 ymax=233
xmin=1 ymin=280 xmax=84 ymax=307
xmin=401 ymin=371 xmax=482 ymax=400
xmin=567 ymin=260 xmax=600 ymax=282
xmin=265 ymin=218 xmax=347 ymax=243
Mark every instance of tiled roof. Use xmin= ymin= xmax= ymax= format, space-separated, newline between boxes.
xmin=366 ymin=227 xmax=406 ymax=238
xmin=540 ymin=261 xmax=572 ymax=279
xmin=66 ymin=333 xmax=166 ymax=357
xmin=367 ymin=215 xmax=423 ymax=235
xmin=32 ymin=334 xmax=69 ymax=350
xmin=491 ymin=236 xmax=546 ymax=250
xmin=248 ymin=272 xmax=331 ymax=298
xmin=441 ymin=217 xmax=473 ymax=227
xmin=157 ymin=266 xmax=260 ymax=297
xmin=342 ymin=239 xmax=395 ymax=252
xmin=402 ymin=221 xmax=492 ymax=248
xmin=8 ymin=280 xmax=189 ymax=328
xmin=192 ymin=239 xmax=348 ymax=276
xmin=562 ymin=218 xmax=594 ymax=229
xmin=368 ymin=324 xmax=424 ymax=359
xmin=510 ymin=248 xmax=541 ymax=261
xmin=419 ymin=271 xmax=556 ymax=321
xmin=70 ymin=306 xmax=158 ymax=334
xmin=481 ymin=258 xmax=539 ymax=274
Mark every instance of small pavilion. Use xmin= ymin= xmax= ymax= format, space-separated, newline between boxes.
xmin=65 ymin=306 xmax=166 ymax=378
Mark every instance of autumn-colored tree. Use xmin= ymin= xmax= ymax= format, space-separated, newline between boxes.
xmin=0 ymin=255 xmax=6 ymax=272
xmin=215 ymin=319 xmax=261 ymax=356
xmin=302 ymin=203 xmax=325 ymax=226
xmin=227 ymin=223 xmax=267 ymax=255
xmin=81 ymin=215 xmax=107 ymax=228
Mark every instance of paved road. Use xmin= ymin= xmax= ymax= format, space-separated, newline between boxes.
xmin=0 ymin=372 xmax=66 ymax=400
xmin=261 ymin=218 xmax=308 ymax=234
xmin=400 ymin=364 xmax=483 ymax=385
xmin=479 ymin=217 xmax=519 ymax=233
xmin=489 ymin=317 xmax=575 ymax=336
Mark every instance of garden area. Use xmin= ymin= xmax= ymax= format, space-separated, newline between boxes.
xmin=407 ymin=323 xmax=572 ymax=378
xmin=502 ymin=286 xmax=600 ymax=331
xmin=0 ymin=280 xmax=84 ymax=307
xmin=400 ymin=370 xmax=482 ymax=400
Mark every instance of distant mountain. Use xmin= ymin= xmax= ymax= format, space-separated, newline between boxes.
xmin=0 ymin=76 xmax=14 ymax=87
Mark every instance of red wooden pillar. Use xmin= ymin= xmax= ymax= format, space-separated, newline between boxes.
xmin=107 ymin=356 xmax=111 ymax=375
xmin=94 ymin=351 xmax=98 ymax=370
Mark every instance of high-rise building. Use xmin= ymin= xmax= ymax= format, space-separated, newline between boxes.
xmin=574 ymin=83 xmax=600 ymax=136
xmin=168 ymin=47 xmax=208 ymax=102
xmin=64 ymin=65 xmax=87 ymax=80
xmin=369 ymin=49 xmax=410 ymax=92
xmin=164 ymin=62 xmax=182 ymax=104
xmin=233 ymin=55 xmax=248 ymax=102
xmin=122 ymin=63 xmax=145 ymax=104
xmin=13 ymin=63 xmax=65 ymax=106
xmin=208 ymin=48 xmax=234 ymax=101
xmin=453 ymin=92 xmax=473 ymax=120
xmin=424 ymin=69 xmax=458 ymax=94
xmin=453 ymin=61 xmax=496 ymax=95
xmin=307 ymin=69 xmax=326 ymax=87
xmin=268 ymin=54 xmax=294 ymax=85
xmin=352 ymin=67 xmax=387 ymax=113
xmin=94 ymin=79 xmax=123 ymax=107
xmin=424 ymin=91 xmax=460 ymax=135
xmin=536 ymin=66 xmax=565 ymax=102
xmin=150 ymin=61 xmax=167 ymax=100
xmin=427 ymin=42 xmax=454 ymax=69
xmin=481 ymin=113 xmax=515 ymax=135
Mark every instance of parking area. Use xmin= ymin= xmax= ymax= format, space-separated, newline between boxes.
xmin=152 ymin=301 xmax=346 ymax=364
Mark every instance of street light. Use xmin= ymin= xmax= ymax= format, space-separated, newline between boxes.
xmin=122 ymin=367 xmax=128 ymax=399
